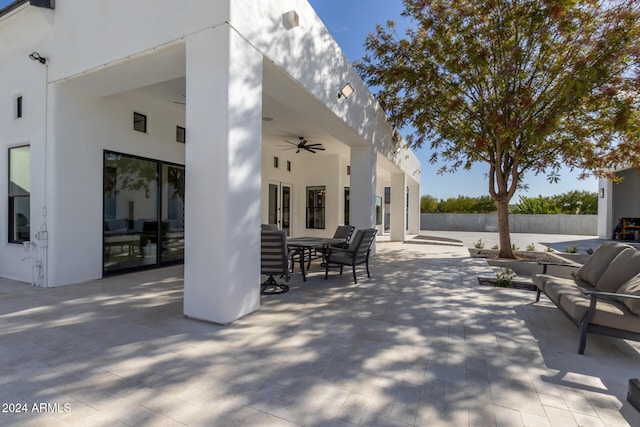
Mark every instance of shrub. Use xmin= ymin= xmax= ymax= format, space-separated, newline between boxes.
xmin=564 ymin=243 xmax=579 ymax=253
xmin=495 ymin=267 xmax=515 ymax=288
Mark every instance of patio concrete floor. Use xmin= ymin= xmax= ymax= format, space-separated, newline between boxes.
xmin=2 ymin=241 xmax=640 ymax=426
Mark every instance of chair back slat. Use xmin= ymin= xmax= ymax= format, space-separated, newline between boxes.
xmin=261 ymin=230 xmax=289 ymax=276
xmin=333 ymin=225 xmax=355 ymax=242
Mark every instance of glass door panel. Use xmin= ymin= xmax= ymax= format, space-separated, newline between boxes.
xmin=160 ymin=164 xmax=185 ymax=264
xmin=103 ymin=152 xmax=158 ymax=273
xmin=268 ymin=182 xmax=292 ymax=235
xmin=268 ymin=184 xmax=278 ymax=226
xmin=281 ymin=184 xmax=291 ymax=236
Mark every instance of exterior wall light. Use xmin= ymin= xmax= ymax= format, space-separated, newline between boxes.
xmin=282 ymin=10 xmax=299 ymax=30
xmin=338 ymin=83 xmax=354 ymax=99
xmin=28 ymin=52 xmax=47 ymax=65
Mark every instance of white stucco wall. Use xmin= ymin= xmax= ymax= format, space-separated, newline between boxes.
xmin=0 ymin=5 xmax=52 ymax=283
xmin=46 ymin=86 xmax=185 ymax=286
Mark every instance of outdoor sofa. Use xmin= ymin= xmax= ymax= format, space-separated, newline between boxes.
xmin=533 ymin=241 xmax=640 ymax=354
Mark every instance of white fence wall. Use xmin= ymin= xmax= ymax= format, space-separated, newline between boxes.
xmin=420 ymin=213 xmax=597 ymax=235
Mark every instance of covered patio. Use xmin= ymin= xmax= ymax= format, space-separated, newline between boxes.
xmin=2 ymin=241 xmax=640 ymax=426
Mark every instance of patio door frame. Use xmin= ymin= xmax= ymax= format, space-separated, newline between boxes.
xmin=102 ymin=150 xmax=185 ymax=275
xmin=268 ymin=181 xmax=293 ymax=236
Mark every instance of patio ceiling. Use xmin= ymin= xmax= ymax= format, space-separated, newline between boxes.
xmin=126 ymin=60 xmax=360 ymax=160
xmin=56 ymin=43 xmax=403 ymax=178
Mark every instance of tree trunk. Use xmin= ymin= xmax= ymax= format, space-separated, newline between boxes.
xmin=496 ymin=198 xmax=515 ymax=258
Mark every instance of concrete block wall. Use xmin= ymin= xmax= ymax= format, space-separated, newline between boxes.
xmin=420 ymin=213 xmax=597 ymax=235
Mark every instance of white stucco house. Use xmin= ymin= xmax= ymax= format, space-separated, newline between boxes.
xmin=0 ymin=0 xmax=421 ymax=323
xmin=598 ymin=168 xmax=640 ymax=240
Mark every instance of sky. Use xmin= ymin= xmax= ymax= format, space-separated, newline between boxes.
xmin=0 ymin=0 xmax=598 ymax=200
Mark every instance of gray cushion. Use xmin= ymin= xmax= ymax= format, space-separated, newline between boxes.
xmin=595 ymin=248 xmax=640 ymax=293
xmin=616 ymin=273 xmax=640 ymax=316
xmin=576 ymin=242 xmax=630 ymax=285
xmin=560 ymin=293 xmax=640 ymax=333
xmin=533 ymin=274 xmax=591 ymax=292
xmin=532 ymin=274 xmax=557 ymax=291
xmin=544 ymin=279 xmax=592 ymax=305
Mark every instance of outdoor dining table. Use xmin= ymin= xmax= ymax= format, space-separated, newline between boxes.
xmin=287 ymin=237 xmax=346 ymax=281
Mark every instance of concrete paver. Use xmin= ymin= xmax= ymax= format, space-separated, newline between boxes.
xmin=1 ymin=239 xmax=639 ymax=426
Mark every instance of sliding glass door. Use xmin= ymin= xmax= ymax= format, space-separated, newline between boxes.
xmin=103 ymin=151 xmax=184 ymax=274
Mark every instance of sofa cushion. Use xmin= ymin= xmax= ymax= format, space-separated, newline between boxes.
xmin=533 ymin=274 xmax=591 ymax=292
xmin=616 ymin=273 xmax=640 ymax=316
xmin=533 ymin=274 xmax=555 ymax=291
xmin=576 ymin=242 xmax=630 ymax=286
xmin=560 ymin=293 xmax=640 ymax=334
xmin=595 ymin=248 xmax=640 ymax=293
xmin=545 ymin=279 xmax=592 ymax=305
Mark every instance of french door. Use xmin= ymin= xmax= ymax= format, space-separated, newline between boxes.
xmin=268 ymin=182 xmax=292 ymax=236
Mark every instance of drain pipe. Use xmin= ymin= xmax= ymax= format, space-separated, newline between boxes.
xmin=26 ymin=50 xmax=50 ymax=287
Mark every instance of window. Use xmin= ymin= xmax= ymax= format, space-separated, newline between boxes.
xmin=16 ymin=96 xmax=23 ymax=118
xmin=306 ymin=186 xmax=325 ymax=229
xmin=9 ymin=146 xmax=30 ymax=243
xmin=273 ymin=157 xmax=279 ymax=168
xmin=176 ymin=126 xmax=185 ymax=143
xmin=287 ymin=160 xmax=291 ymax=172
xmin=133 ymin=112 xmax=147 ymax=133
xmin=344 ymin=187 xmax=350 ymax=225
xmin=376 ymin=196 xmax=383 ymax=225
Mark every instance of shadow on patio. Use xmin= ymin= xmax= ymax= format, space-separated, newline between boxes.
xmin=1 ymin=242 xmax=639 ymax=426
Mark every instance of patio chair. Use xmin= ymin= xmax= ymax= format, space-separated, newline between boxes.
xmin=308 ymin=224 xmax=356 ymax=268
xmin=324 ymin=228 xmax=377 ymax=284
xmin=261 ymin=230 xmax=295 ymax=294
xmin=331 ymin=225 xmax=355 ymax=249
xmin=261 ymin=224 xmax=279 ymax=231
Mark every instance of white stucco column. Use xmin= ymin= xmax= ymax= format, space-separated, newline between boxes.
xmin=183 ymin=26 xmax=262 ymax=324
xmin=350 ymin=145 xmax=377 ymax=253
xmin=390 ymin=173 xmax=406 ymax=242
xmin=597 ymin=177 xmax=613 ymax=239
xmin=408 ymin=180 xmax=420 ymax=235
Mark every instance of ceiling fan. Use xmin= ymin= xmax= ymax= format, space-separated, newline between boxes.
xmin=282 ymin=137 xmax=326 ymax=154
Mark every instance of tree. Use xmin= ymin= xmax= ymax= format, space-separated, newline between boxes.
xmin=420 ymin=194 xmax=439 ymax=212
xmin=552 ymin=190 xmax=598 ymax=214
xmin=510 ymin=195 xmax=559 ymax=214
xmin=356 ymin=0 xmax=640 ymax=258
xmin=437 ymin=195 xmax=496 ymax=213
